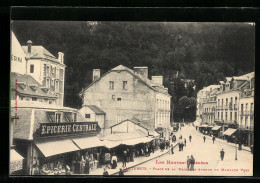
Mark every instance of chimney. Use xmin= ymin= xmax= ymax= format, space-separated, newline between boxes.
xmin=58 ymin=52 xmax=64 ymax=64
xmin=27 ymin=40 xmax=32 ymax=53
xmin=152 ymin=76 xmax=163 ymax=86
xmin=133 ymin=66 xmax=148 ymax=78
xmin=93 ymin=69 xmax=100 ymax=82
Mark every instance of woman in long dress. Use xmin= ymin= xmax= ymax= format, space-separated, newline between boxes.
xmin=111 ymin=154 xmax=117 ymax=169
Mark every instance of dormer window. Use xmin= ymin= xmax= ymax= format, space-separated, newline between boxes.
xmin=30 ymin=64 xmax=34 ymax=73
xmin=29 ymin=84 xmax=38 ymax=91
xmin=17 ymin=82 xmax=27 ymax=90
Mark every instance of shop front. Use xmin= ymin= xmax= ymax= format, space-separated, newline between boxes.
xmin=223 ymin=128 xmax=238 ymax=143
xmin=28 ymin=122 xmax=104 ymax=175
xmin=211 ymin=125 xmax=222 ymax=137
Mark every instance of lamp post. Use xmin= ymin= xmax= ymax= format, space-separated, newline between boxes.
xmin=235 ymin=137 xmax=238 ymax=160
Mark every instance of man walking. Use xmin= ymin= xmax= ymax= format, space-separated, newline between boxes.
xmin=190 ymin=155 xmax=195 ymax=171
xmin=184 ymin=138 xmax=187 ymax=146
xmin=189 ymin=135 xmax=192 ymax=142
xmin=203 ymin=136 xmax=206 ymax=143
xmin=220 ymin=149 xmax=225 ymax=161
xmin=187 ymin=156 xmax=190 ymax=170
xmin=212 ymin=136 xmax=216 ymax=144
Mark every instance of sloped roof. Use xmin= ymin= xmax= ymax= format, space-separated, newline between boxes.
xmin=104 ymin=129 xmax=147 ymax=141
xmin=10 ymin=72 xmax=58 ymax=98
xmin=233 ymin=72 xmax=254 ymax=81
xmin=80 ymin=65 xmax=171 ymax=97
xmin=11 ymin=104 xmax=87 ymax=140
xmin=86 ymin=105 xmax=106 ymax=115
xmin=22 ymin=45 xmax=59 ymax=62
xmin=110 ymin=118 xmax=154 ymax=131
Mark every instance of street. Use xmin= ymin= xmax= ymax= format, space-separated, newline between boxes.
xmin=125 ymin=125 xmax=253 ymax=176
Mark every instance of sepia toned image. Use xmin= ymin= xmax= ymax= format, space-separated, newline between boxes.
xmin=10 ymin=21 xmax=254 ymax=176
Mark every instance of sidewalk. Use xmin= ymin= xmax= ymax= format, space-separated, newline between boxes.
xmin=75 ymin=141 xmax=179 ymax=176
xmin=195 ymin=127 xmax=252 ymax=152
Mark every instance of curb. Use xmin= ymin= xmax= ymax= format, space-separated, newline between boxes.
xmin=111 ymin=143 xmax=179 ymax=175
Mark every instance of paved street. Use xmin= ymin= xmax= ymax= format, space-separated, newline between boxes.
xmin=125 ymin=125 xmax=253 ymax=176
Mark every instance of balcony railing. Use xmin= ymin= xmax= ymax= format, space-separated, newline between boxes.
xmin=217 ymin=106 xmax=223 ymax=110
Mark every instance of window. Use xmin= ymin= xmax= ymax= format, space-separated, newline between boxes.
xmin=123 ymin=81 xmax=127 ymax=90
xmin=49 ymin=100 xmax=52 ymax=104
xmin=222 ymin=99 xmax=223 ymax=106
xmin=55 ymin=80 xmax=59 ymax=93
xmin=109 ymin=81 xmax=114 ymax=90
xmin=55 ymin=113 xmax=61 ymax=123
xmin=30 ymin=64 xmax=34 ymax=73
xmin=221 ymin=112 xmax=223 ymax=120
xmin=230 ymin=112 xmax=232 ymax=121
xmin=20 ymin=96 xmax=24 ymax=100
xmin=32 ymin=97 xmax=37 ymax=101
xmin=117 ymin=98 xmax=121 ymax=107
xmin=235 ymin=112 xmax=237 ymax=122
xmin=46 ymin=66 xmax=50 ymax=76
xmin=226 ymin=98 xmax=228 ymax=107
xmin=218 ymin=112 xmax=219 ymax=120
xmin=85 ymin=114 xmax=90 ymax=118
xmin=46 ymin=78 xmax=50 ymax=88
xmin=245 ymin=117 xmax=248 ymax=127
xmin=225 ymin=112 xmax=227 ymax=120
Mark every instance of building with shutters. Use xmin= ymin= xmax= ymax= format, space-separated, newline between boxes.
xmin=79 ymin=65 xmax=172 ymax=139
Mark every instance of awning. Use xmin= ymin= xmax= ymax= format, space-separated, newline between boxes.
xmin=149 ymin=131 xmax=160 ymax=137
xmin=10 ymin=149 xmax=24 ymax=173
xmin=103 ymin=141 xmax=122 ymax=149
xmin=72 ymin=136 xmax=104 ymax=150
xmin=199 ymin=124 xmax=209 ymax=128
xmin=35 ymin=139 xmax=80 ymax=157
xmin=208 ymin=126 xmax=214 ymax=128
xmin=223 ymin=128 xmax=237 ymax=136
xmin=122 ymin=137 xmax=154 ymax=146
xmin=212 ymin=125 xmax=222 ymax=131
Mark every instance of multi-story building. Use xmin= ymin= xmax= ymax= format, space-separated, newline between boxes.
xmin=79 ymin=65 xmax=172 ymax=138
xmin=11 ymin=32 xmax=65 ymax=106
xmin=215 ymin=72 xmax=254 ymax=140
xmin=196 ymin=85 xmax=220 ymax=124
xmin=201 ymin=88 xmax=219 ymax=126
xmin=238 ymin=76 xmax=254 ymax=146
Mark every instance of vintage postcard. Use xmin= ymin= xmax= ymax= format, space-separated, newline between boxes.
xmin=10 ymin=20 xmax=254 ymax=176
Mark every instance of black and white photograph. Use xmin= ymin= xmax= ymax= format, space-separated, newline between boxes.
xmin=10 ymin=20 xmax=254 ymax=176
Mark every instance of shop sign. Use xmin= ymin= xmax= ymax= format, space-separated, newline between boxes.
xmin=38 ymin=122 xmax=100 ymax=137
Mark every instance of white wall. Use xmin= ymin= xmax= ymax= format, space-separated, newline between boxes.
xmin=11 ymin=32 xmax=27 ymax=74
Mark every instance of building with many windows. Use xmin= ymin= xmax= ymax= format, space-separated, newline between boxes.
xmin=11 ymin=32 xmax=65 ymax=106
xmin=79 ymin=65 xmax=172 ymax=138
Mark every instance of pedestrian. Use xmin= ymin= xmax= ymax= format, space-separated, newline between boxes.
xmin=212 ymin=136 xmax=216 ymax=144
xmin=84 ymin=157 xmax=90 ymax=174
xmin=171 ymin=144 xmax=174 ymax=154
xmin=122 ymin=150 xmax=127 ymax=168
xmin=203 ymin=136 xmax=206 ymax=143
xmin=178 ymin=142 xmax=181 ymax=151
xmin=189 ymin=135 xmax=192 ymax=142
xmin=220 ymin=149 xmax=225 ymax=161
xmin=186 ymin=156 xmax=190 ymax=170
xmin=151 ymin=143 xmax=155 ymax=153
xmin=103 ymin=166 xmax=109 ymax=176
xmin=111 ymin=153 xmax=118 ymax=169
xmin=119 ymin=168 xmax=124 ymax=176
xmin=250 ymin=145 xmax=253 ymax=154
xmin=190 ymin=155 xmax=195 ymax=171
xmin=184 ymin=138 xmax=187 ymax=146
xmin=179 ymin=135 xmax=182 ymax=139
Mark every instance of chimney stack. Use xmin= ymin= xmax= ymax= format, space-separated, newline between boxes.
xmin=133 ymin=66 xmax=148 ymax=78
xmin=27 ymin=40 xmax=32 ymax=53
xmin=58 ymin=52 xmax=64 ymax=64
xmin=93 ymin=69 xmax=100 ymax=82
xmin=152 ymin=76 xmax=163 ymax=86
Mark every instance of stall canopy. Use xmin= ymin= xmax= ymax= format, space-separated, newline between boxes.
xmin=10 ymin=149 xmax=24 ymax=173
xmin=223 ymin=128 xmax=237 ymax=136
xmin=72 ymin=136 xmax=104 ymax=150
xmin=103 ymin=141 xmax=122 ymax=149
xmin=212 ymin=126 xmax=222 ymax=131
xmin=199 ymin=124 xmax=209 ymax=128
xmin=122 ymin=137 xmax=154 ymax=146
xmin=35 ymin=139 xmax=80 ymax=157
xmin=149 ymin=130 xmax=160 ymax=138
